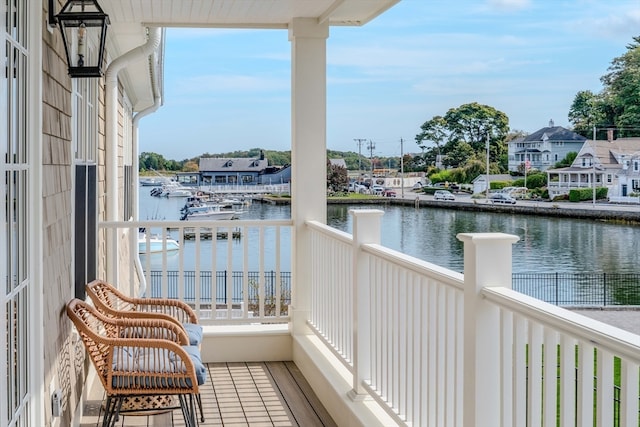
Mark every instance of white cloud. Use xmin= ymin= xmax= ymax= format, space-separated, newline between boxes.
xmin=574 ymin=7 xmax=640 ymax=41
xmin=487 ymin=0 xmax=531 ymax=12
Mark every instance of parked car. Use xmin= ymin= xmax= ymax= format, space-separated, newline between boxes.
xmin=490 ymin=193 xmax=517 ymax=204
xmin=382 ymin=189 xmax=397 ymax=197
xmin=434 ymin=190 xmax=455 ymax=201
xmin=372 ymin=185 xmax=384 ymax=195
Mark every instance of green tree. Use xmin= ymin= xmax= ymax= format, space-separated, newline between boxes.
xmin=139 ymin=151 xmax=168 ymax=171
xmin=415 ymin=115 xmax=447 ymax=159
xmin=442 ymin=141 xmax=474 ymax=169
xmin=327 ymin=160 xmax=348 ymax=192
xmin=554 ymin=151 xmax=578 ymax=168
xmin=569 ymin=37 xmax=640 ymax=138
xmin=568 ymin=90 xmax=608 ymax=137
xmin=600 ymin=37 xmax=640 ymax=137
xmin=416 ymin=102 xmax=510 ymax=170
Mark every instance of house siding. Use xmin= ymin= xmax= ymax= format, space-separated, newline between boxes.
xmin=39 ymin=10 xmax=130 ymax=425
xmin=42 ymin=11 xmax=83 ymax=426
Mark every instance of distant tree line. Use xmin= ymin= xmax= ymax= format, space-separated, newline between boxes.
xmin=140 ymin=148 xmax=417 ymax=174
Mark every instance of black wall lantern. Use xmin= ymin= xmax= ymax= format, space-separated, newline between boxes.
xmin=49 ymin=0 xmax=110 ymax=78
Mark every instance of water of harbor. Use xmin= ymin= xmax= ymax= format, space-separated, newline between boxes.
xmin=139 ymin=187 xmax=640 ymax=275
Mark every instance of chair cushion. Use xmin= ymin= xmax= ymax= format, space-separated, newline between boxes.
xmin=179 ymin=345 xmax=207 ymax=385
xmin=111 ymin=345 xmax=206 ymax=388
xmin=182 ymin=322 xmax=203 ymax=346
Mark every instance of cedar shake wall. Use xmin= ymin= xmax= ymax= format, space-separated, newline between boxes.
xmin=40 ymin=5 xmax=136 ymax=423
xmin=41 ymin=14 xmax=82 ymax=427
xmin=40 ymin=2 xmax=109 ymax=424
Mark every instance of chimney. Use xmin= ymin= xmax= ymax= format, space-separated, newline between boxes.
xmin=260 ymin=149 xmax=265 ymax=160
xmin=607 ymin=128 xmax=614 ymax=142
xmin=548 ymin=119 xmax=554 ymax=127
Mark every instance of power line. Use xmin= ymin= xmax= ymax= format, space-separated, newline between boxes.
xmin=353 ymin=138 xmax=366 ymax=173
xmin=367 ymin=140 xmax=375 ymax=184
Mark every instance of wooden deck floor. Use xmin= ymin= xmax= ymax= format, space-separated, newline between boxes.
xmin=81 ymin=362 xmax=337 ymax=427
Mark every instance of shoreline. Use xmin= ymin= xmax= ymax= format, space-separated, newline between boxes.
xmin=258 ymin=194 xmax=640 ymax=224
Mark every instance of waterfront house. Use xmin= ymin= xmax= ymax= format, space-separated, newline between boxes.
xmin=199 ymin=154 xmax=269 ymax=186
xmin=508 ymin=120 xmax=587 ymax=173
xmin=546 ymin=137 xmax=640 ymax=200
xmin=4 ymin=1 xmax=639 ymax=427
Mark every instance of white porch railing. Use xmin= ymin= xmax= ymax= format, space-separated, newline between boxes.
xmin=548 ymin=181 xmax=593 ymax=189
xmin=100 ymin=219 xmax=293 ymax=325
xmin=307 ymin=209 xmax=640 ymax=427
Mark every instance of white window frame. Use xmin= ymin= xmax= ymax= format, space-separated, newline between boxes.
xmin=1 ymin=1 xmax=44 ymax=425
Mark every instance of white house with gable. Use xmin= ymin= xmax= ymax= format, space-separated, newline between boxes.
xmin=546 ymin=138 xmax=640 ymax=199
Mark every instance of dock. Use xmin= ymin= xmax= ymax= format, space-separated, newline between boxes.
xmin=182 ymin=229 xmax=242 ymax=240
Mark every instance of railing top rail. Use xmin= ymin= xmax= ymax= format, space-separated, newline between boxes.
xmin=306 ymin=220 xmax=354 ymax=245
xmin=363 ymin=242 xmax=465 ymax=290
xmin=100 ymin=219 xmax=294 ymax=229
xmin=483 ymin=286 xmax=640 ymax=361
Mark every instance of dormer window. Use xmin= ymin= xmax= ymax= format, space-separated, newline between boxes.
xmin=224 ymin=160 xmax=233 ymax=167
xmin=250 ymin=160 xmax=260 ymax=167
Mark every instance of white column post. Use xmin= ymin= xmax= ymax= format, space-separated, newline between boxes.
xmin=456 ymin=232 xmax=519 ymax=427
xmin=288 ymin=18 xmax=329 ymax=335
xmin=348 ymin=209 xmax=384 ymax=400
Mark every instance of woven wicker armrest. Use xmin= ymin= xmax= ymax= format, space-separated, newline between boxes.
xmin=87 ymin=279 xmax=198 ymax=324
xmin=111 ymin=316 xmax=190 ymax=346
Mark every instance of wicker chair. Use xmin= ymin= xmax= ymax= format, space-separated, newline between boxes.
xmin=86 ymin=279 xmax=198 ymax=324
xmin=85 ymin=280 xmax=206 ymax=421
xmin=66 ymin=299 xmax=205 ymax=427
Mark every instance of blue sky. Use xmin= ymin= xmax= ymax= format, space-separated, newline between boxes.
xmin=138 ymin=0 xmax=640 ymax=160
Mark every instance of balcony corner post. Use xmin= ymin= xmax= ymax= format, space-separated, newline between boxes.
xmin=457 ymin=232 xmax=519 ymax=427
xmin=349 ymin=209 xmax=384 ymax=399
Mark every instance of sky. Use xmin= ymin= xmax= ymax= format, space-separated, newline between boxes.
xmin=138 ymin=0 xmax=640 ymax=160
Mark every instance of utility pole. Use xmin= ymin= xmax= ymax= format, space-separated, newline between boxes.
xmin=593 ymin=126 xmax=597 ymax=205
xmin=354 ymin=138 xmax=366 ymax=178
xmin=367 ymin=139 xmax=375 ymax=188
xmin=485 ymin=133 xmax=490 ymax=199
xmin=524 ymin=147 xmax=528 ymax=189
xmin=400 ymin=138 xmax=404 ymax=199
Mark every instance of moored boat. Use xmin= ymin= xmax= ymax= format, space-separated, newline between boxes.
xmin=138 ymin=233 xmax=180 ymax=254
xmin=180 ymin=205 xmax=242 ymax=221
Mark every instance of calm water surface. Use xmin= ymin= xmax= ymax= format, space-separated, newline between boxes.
xmin=139 ymin=188 xmax=640 ymax=274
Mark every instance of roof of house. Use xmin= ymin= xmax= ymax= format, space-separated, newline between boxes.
xmin=547 ymin=138 xmax=640 ymax=173
xmin=199 ymin=157 xmax=268 ymax=173
xmin=329 ymin=159 xmax=347 ymax=168
xmin=523 ymin=126 xmax=587 ymax=143
xmin=472 ymin=174 xmax=512 ymax=183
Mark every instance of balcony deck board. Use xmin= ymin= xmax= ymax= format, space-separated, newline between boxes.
xmin=80 ymin=361 xmax=335 ymax=426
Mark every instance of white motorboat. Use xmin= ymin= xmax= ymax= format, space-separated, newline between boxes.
xmin=180 ymin=205 xmax=242 ymax=221
xmin=153 ymin=182 xmax=194 ymax=198
xmin=138 ymin=234 xmax=180 ymax=254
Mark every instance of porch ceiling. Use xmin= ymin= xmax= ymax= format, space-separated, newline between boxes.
xmin=100 ymin=0 xmax=400 ymax=112
xmin=103 ymin=0 xmax=400 ymax=29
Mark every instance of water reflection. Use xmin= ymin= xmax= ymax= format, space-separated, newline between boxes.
xmin=328 ymin=204 xmax=640 ymax=274
xmin=138 ymin=186 xmax=640 ymax=275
